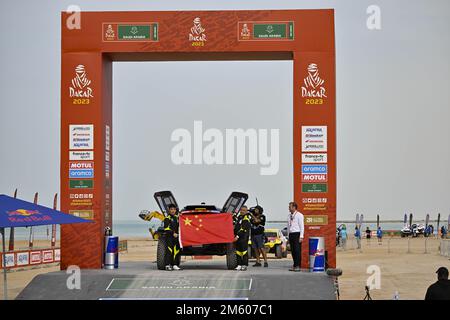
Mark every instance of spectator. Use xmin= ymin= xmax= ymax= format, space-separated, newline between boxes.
xmin=441 ymin=226 xmax=447 ymax=239
xmin=425 ymin=267 xmax=450 ymax=300
xmin=340 ymin=225 xmax=347 ymax=250
xmin=365 ymin=227 xmax=371 ymax=245
xmin=377 ymin=227 xmax=383 ymax=245
xmin=354 ymin=226 xmax=361 ymax=249
xmin=250 ymin=205 xmax=268 ymax=267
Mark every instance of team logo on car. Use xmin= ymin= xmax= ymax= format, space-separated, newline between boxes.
xmin=301 ymin=63 xmax=327 ymax=98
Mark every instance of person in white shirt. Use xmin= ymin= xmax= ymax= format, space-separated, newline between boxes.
xmin=287 ymin=202 xmax=304 ymax=272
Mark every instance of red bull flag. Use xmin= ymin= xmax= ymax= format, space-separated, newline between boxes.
xmin=0 ymin=194 xmax=91 ymax=228
xmin=179 ymin=213 xmax=234 ymax=247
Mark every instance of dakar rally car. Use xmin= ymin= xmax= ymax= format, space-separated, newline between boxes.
xmin=263 ymin=228 xmax=288 ymax=259
xmin=140 ymin=190 xmax=248 ymax=270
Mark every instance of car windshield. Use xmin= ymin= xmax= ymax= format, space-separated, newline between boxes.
xmin=265 ymin=232 xmax=278 ymax=238
xmin=182 ymin=205 xmax=220 ymax=212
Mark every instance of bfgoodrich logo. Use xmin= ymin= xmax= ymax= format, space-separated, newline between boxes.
xmin=189 ymin=17 xmax=207 ymax=43
xmin=301 ymin=63 xmax=327 ymax=98
xmin=70 ymin=65 xmax=93 ymax=98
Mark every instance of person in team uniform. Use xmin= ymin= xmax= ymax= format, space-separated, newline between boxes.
xmin=163 ymin=204 xmax=182 ymax=271
xmin=234 ymin=206 xmax=251 ymax=271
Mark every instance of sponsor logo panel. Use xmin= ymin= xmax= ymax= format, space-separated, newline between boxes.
xmin=103 ymin=23 xmax=158 ymax=42
xmin=302 ymin=153 xmax=327 ymax=163
xmin=302 ymin=126 xmax=327 ymax=152
xmin=69 ymin=124 xmax=94 ymax=149
xmin=301 ymin=173 xmax=327 ymax=182
xmin=301 ymin=183 xmax=328 ymax=193
xmin=30 ymin=251 xmax=41 ymax=264
xmin=69 ymin=179 xmax=94 ymax=189
xmin=304 ymin=215 xmax=329 ymax=225
xmin=69 ymin=169 xmax=94 ymax=178
xmin=69 ymin=210 xmax=94 ymax=220
xmin=69 ymin=161 xmax=94 ymax=169
xmin=238 ymin=21 xmax=294 ymax=41
xmin=301 ymin=164 xmax=327 ymax=174
xmin=69 ymin=151 xmax=94 ymax=161
xmin=16 ymin=252 xmax=29 ymax=266
xmin=42 ymin=250 xmax=54 ymax=263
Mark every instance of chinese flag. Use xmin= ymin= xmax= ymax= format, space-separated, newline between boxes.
xmin=179 ymin=213 xmax=235 ymax=247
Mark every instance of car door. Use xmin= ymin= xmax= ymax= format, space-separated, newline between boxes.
xmin=221 ymin=192 xmax=248 ymax=214
xmin=153 ymin=191 xmax=179 ymax=216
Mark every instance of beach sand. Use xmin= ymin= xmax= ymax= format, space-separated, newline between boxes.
xmin=1 ymin=237 xmax=449 ymax=300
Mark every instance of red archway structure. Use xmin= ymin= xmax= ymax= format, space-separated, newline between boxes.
xmin=61 ymin=10 xmax=336 ymax=269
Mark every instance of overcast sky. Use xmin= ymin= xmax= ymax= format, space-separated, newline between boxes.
xmin=0 ymin=0 xmax=449 ymax=222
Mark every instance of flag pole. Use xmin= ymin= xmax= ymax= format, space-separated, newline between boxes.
xmin=1 ymin=227 xmax=7 ymax=300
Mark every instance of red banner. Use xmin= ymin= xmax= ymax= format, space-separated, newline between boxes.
xmin=179 ymin=213 xmax=234 ymax=247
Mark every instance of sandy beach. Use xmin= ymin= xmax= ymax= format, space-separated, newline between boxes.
xmin=1 ymin=236 xmax=449 ymax=300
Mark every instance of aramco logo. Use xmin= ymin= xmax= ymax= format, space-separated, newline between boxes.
xmin=7 ymin=209 xmax=41 ymax=216
xmin=189 ymin=17 xmax=207 ymax=45
xmin=70 ymin=64 xmax=94 ymax=98
xmin=301 ymin=63 xmax=327 ymax=98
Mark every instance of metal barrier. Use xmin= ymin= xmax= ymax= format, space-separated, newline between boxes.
xmin=440 ymin=239 xmax=450 ymax=257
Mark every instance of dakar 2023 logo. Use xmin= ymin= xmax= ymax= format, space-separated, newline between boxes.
xmin=301 ymin=63 xmax=327 ymax=99
xmin=69 ymin=64 xmax=94 ymax=98
xmin=189 ymin=17 xmax=207 ymax=46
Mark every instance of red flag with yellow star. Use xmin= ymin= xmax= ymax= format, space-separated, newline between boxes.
xmin=179 ymin=213 xmax=235 ymax=247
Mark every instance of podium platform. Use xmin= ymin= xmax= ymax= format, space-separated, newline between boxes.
xmin=16 ymin=260 xmax=336 ymax=300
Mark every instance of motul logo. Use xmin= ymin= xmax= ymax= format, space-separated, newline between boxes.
xmin=69 ymin=161 xmax=94 ymax=169
xmin=301 ymin=174 xmax=327 ymax=182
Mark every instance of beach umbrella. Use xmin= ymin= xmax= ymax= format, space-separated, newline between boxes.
xmin=0 ymin=194 xmax=92 ymax=300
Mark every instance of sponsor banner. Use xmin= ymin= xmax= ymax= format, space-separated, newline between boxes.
xmin=302 ymin=153 xmax=327 ymax=163
xmin=305 ymin=215 xmax=329 ymax=225
xmin=54 ymin=249 xmax=61 ymax=262
xmin=302 ymin=126 xmax=327 ymax=152
xmin=69 ymin=169 xmax=94 ymax=178
xmin=301 ymin=173 xmax=327 ymax=183
xmin=302 ymin=183 xmax=328 ymax=193
xmin=302 ymin=164 xmax=327 ymax=174
xmin=69 ymin=161 xmax=94 ymax=169
xmin=69 ymin=210 xmax=94 ymax=220
xmin=302 ymin=197 xmax=327 ymax=211
xmin=42 ymin=250 xmax=54 ymax=263
xmin=30 ymin=251 xmax=41 ymax=264
xmin=103 ymin=23 xmax=159 ymax=42
xmin=69 ymin=193 xmax=94 ymax=206
xmin=1 ymin=253 xmax=15 ymax=268
xmin=69 ymin=179 xmax=94 ymax=189
xmin=70 ymin=151 xmax=94 ymax=161
xmin=16 ymin=252 xmax=30 ymax=266
xmin=69 ymin=124 xmax=94 ymax=149
xmin=238 ymin=21 xmax=294 ymax=41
